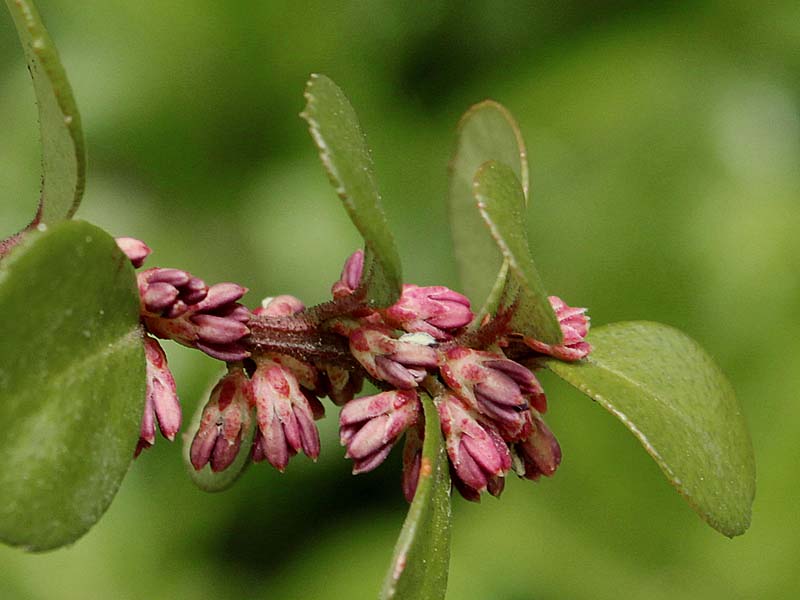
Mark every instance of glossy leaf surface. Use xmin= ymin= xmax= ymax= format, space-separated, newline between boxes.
xmin=301 ymin=73 xmax=402 ymax=308
xmin=448 ymin=100 xmax=528 ymax=318
xmin=381 ymin=396 xmax=451 ymax=600
xmin=545 ymin=321 xmax=755 ymax=537
xmin=0 ymin=220 xmax=144 ymax=551
xmin=474 ymin=161 xmax=562 ymax=344
xmin=6 ymin=0 xmax=86 ymax=224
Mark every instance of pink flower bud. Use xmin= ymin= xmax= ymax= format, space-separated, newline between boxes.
xmin=250 ymin=358 xmax=321 ymax=471
xmin=135 ymin=336 xmax=181 ymax=456
xmin=513 ymin=413 xmax=561 ymax=480
xmin=137 ymin=268 xmax=209 ymax=318
xmin=339 ymin=390 xmax=420 ymax=474
xmin=253 ymin=295 xmax=305 ymax=317
xmin=142 ymin=281 xmax=251 ymax=362
xmin=437 ymin=393 xmax=511 ymax=496
xmin=265 ymin=353 xmax=326 ymax=419
xmin=384 ymin=284 xmax=473 ymax=340
xmin=189 ymin=367 xmax=252 ymax=472
xmin=331 ymin=249 xmax=364 ymax=299
xmin=349 ymin=326 xmax=439 ymax=389
xmin=440 ymin=347 xmax=544 ymax=440
xmin=522 ymin=296 xmax=591 ymax=361
xmin=401 ymin=421 xmax=424 ymax=502
xmin=115 ymin=237 xmax=151 ymax=268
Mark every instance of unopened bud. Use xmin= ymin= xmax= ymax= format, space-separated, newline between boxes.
xmin=339 ymin=389 xmax=420 ymax=474
xmin=384 ymin=284 xmax=473 ymax=340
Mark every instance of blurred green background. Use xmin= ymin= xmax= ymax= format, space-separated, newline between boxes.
xmin=1 ymin=1 xmax=798 ymax=598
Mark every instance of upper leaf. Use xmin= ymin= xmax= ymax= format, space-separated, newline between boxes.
xmin=473 ymin=161 xmax=563 ymax=345
xmin=447 ymin=100 xmax=528 ymax=319
xmin=300 ymin=73 xmax=402 ymax=309
xmin=381 ymin=395 xmax=451 ymax=600
xmin=0 ymin=220 xmax=145 ymax=551
xmin=544 ymin=321 xmax=756 ymax=537
xmin=6 ymin=0 xmax=87 ymax=224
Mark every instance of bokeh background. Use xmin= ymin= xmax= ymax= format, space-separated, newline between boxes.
xmin=1 ymin=1 xmax=798 ymax=598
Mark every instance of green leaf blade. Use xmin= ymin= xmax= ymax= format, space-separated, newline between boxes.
xmin=0 ymin=220 xmax=145 ymax=551
xmin=381 ymin=396 xmax=451 ymax=600
xmin=448 ymin=100 xmax=528 ymax=317
xmin=300 ymin=73 xmax=402 ymax=308
xmin=6 ymin=0 xmax=87 ymax=224
xmin=545 ymin=321 xmax=755 ymax=537
xmin=473 ymin=160 xmax=562 ymax=345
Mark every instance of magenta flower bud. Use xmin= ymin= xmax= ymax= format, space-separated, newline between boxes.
xmin=318 ymin=362 xmax=364 ymax=406
xmin=349 ymin=326 xmax=440 ymax=389
xmin=384 ymin=284 xmax=473 ymax=340
xmin=339 ymin=389 xmax=421 ymax=474
xmin=513 ymin=413 xmax=562 ymax=480
xmin=137 ymin=268 xmax=209 ymax=318
xmin=440 ymin=347 xmax=544 ymax=440
xmin=331 ymin=249 xmax=364 ymax=299
xmin=251 ymin=358 xmax=321 ymax=471
xmin=401 ymin=422 xmax=424 ymax=502
xmin=253 ymin=294 xmax=305 ymax=317
xmin=522 ymin=296 xmax=591 ymax=361
xmin=142 ymin=281 xmax=251 ymax=362
xmin=115 ymin=237 xmax=151 ymax=268
xmin=437 ymin=393 xmax=511 ymax=496
xmin=135 ymin=336 xmax=181 ymax=457
xmin=189 ymin=367 xmax=252 ymax=472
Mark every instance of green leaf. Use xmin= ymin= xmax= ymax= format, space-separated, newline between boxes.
xmin=381 ymin=396 xmax=451 ymax=600
xmin=182 ymin=377 xmax=255 ymax=493
xmin=300 ymin=73 xmax=402 ymax=308
xmin=473 ymin=161 xmax=562 ymax=345
xmin=448 ymin=100 xmax=528 ymax=318
xmin=6 ymin=0 xmax=87 ymax=224
xmin=544 ymin=321 xmax=755 ymax=537
xmin=0 ymin=220 xmax=144 ymax=551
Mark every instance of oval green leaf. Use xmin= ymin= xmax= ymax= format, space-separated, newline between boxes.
xmin=6 ymin=0 xmax=87 ymax=224
xmin=182 ymin=378 xmax=255 ymax=493
xmin=0 ymin=220 xmax=145 ymax=551
xmin=300 ymin=73 xmax=402 ymax=309
xmin=447 ymin=100 xmax=528 ymax=319
xmin=473 ymin=161 xmax=562 ymax=345
xmin=381 ymin=395 xmax=451 ymax=600
xmin=544 ymin=321 xmax=755 ymax=537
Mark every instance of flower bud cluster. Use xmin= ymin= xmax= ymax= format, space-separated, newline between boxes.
xmin=116 ymin=237 xmax=252 ymax=456
xmin=326 ymin=250 xmax=588 ymax=502
xmin=119 ymin=239 xmax=590 ymax=506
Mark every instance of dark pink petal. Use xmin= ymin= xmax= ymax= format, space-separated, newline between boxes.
xmin=197 ymin=283 xmax=248 ymax=312
xmin=115 ymin=237 xmax=151 ymax=268
xmin=352 ymin=444 xmax=393 ymax=474
xmin=191 ymin=314 xmax=250 ymax=344
xmin=195 ymin=342 xmax=250 ymax=362
xmin=346 ymin=415 xmax=389 ymax=460
xmin=147 ymin=268 xmax=191 ymax=286
xmin=211 ymin=435 xmax=242 ymax=472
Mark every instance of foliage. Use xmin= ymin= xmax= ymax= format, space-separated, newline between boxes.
xmin=0 ymin=2 xmax=763 ymax=599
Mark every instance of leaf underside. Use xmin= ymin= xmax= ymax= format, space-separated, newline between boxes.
xmin=381 ymin=396 xmax=451 ymax=600
xmin=447 ymin=100 xmax=528 ymax=320
xmin=473 ymin=161 xmax=563 ymax=345
xmin=6 ymin=0 xmax=86 ymax=224
xmin=0 ymin=220 xmax=145 ymax=551
xmin=300 ymin=73 xmax=402 ymax=309
xmin=544 ymin=321 xmax=756 ymax=537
